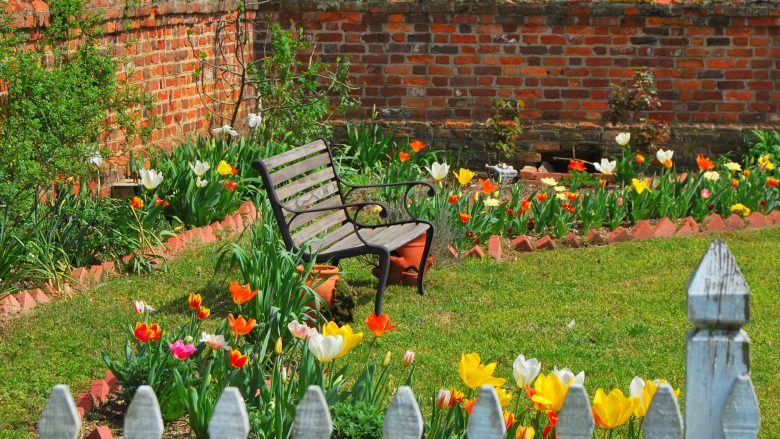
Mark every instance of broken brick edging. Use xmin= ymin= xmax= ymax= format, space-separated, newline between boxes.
xmin=0 ymin=201 xmax=259 ymax=318
xmin=448 ymin=210 xmax=780 ymax=260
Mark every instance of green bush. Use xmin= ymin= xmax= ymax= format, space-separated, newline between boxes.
xmin=331 ymin=401 xmax=384 ymax=439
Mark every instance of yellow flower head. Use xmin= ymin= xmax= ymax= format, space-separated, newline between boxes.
xmin=453 ymin=168 xmax=476 ymax=186
xmin=730 ymin=203 xmax=751 ymax=218
xmin=495 ymin=387 xmax=513 ymax=407
xmin=322 ymin=321 xmax=363 ymax=359
xmin=458 ymin=352 xmax=506 ymax=389
xmin=530 ymin=372 xmax=571 ymax=412
xmin=516 ymin=426 xmax=535 ymax=439
xmin=216 ymin=160 xmax=233 ymax=176
xmin=758 ymin=153 xmax=775 ymax=171
xmin=631 ymin=178 xmax=651 ymax=194
xmin=631 ymin=378 xmax=680 ymax=418
xmin=592 ymin=388 xmax=639 ymax=429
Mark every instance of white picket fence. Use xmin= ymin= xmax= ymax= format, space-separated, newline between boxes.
xmin=37 ymin=240 xmax=761 ymax=439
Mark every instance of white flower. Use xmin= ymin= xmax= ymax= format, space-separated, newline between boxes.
xmin=656 ymin=149 xmax=674 ymax=168
xmin=212 ymin=124 xmax=239 ymax=137
xmin=703 ymin=171 xmax=720 ymax=181
xmin=189 ymin=160 xmax=210 ymax=176
xmin=89 ymin=150 xmax=103 ymax=167
xmin=484 ymin=197 xmax=500 ymax=207
xmin=556 ymin=192 xmax=567 ymax=200
xmin=246 ymin=113 xmax=262 ymax=128
xmin=725 ymin=162 xmax=742 ymax=172
xmin=200 ymin=332 xmax=229 ymax=350
xmin=196 ymin=177 xmax=208 ymax=188
xmin=615 ymin=132 xmax=631 ymax=147
xmin=425 ymin=162 xmax=450 ymax=181
xmin=288 ymin=320 xmax=317 ymax=340
xmin=134 ymin=300 xmax=146 ymax=314
xmin=512 ymin=354 xmax=541 ymax=388
xmin=553 ymin=366 xmax=585 ymax=385
xmin=541 ymin=177 xmax=557 ymax=187
xmin=593 ymin=158 xmax=616 ymax=175
xmin=629 ymin=376 xmax=645 ymax=399
xmin=553 ymin=185 xmax=567 ymax=192
xmin=307 ymin=333 xmax=343 ymax=363
xmin=139 ymin=168 xmax=164 ymax=190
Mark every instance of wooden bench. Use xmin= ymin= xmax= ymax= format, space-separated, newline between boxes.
xmin=252 ymin=139 xmax=435 ymax=315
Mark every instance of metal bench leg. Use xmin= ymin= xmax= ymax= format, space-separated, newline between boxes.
xmin=417 ymin=226 xmax=433 ymax=296
xmin=374 ymin=250 xmax=391 ymax=315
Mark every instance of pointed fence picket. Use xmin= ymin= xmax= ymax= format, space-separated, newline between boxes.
xmin=36 ymin=240 xmax=761 ymax=438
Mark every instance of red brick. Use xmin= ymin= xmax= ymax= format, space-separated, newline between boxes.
xmin=463 ymin=245 xmax=486 ymax=259
xmin=91 ymin=380 xmax=111 ymax=406
xmin=608 ymin=226 xmax=633 ymax=243
xmin=100 ymin=261 xmax=116 ymax=275
xmin=487 ymin=235 xmax=502 ymax=260
xmin=201 ymin=226 xmax=216 ymax=243
xmin=631 ymin=220 xmax=655 ymax=240
xmin=534 ymin=235 xmax=555 ymax=250
xmin=233 ymin=213 xmax=245 ymax=232
xmin=71 ymin=267 xmax=89 ymax=285
xmin=768 ymin=211 xmax=780 ymax=224
xmin=221 ymin=215 xmax=237 ymax=233
xmin=29 ymin=288 xmax=50 ymax=304
xmin=653 ymin=217 xmax=677 ymax=238
xmin=165 ymin=236 xmax=182 ymax=251
xmin=89 ymin=265 xmax=104 ymax=283
xmin=87 ymin=426 xmax=114 ymax=439
xmin=77 ymin=392 xmax=94 ymax=415
xmin=702 ymin=214 xmax=727 ymax=233
xmin=675 ymin=217 xmax=700 ymax=237
xmin=0 ymin=294 xmax=21 ymax=315
xmin=746 ymin=212 xmax=766 ymax=229
xmin=510 ymin=235 xmax=534 ymax=252
xmin=562 ymin=232 xmax=581 ymax=248
xmin=14 ymin=291 xmax=37 ymax=312
xmin=585 ymin=229 xmax=607 ymax=245
xmin=105 ymin=370 xmax=120 ymax=391
xmin=724 ymin=214 xmax=746 ymax=230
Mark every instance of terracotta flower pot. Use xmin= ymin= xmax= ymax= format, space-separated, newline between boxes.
xmin=392 ymin=231 xmax=431 ymax=271
xmin=372 ymin=255 xmax=435 ymax=286
xmin=298 ymin=264 xmax=339 ymax=307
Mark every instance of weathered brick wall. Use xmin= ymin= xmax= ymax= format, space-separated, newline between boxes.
xmin=261 ymin=0 xmax=780 ymax=168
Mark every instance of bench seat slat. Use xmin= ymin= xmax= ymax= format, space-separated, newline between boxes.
xmin=270 ymin=153 xmax=332 ymax=186
xmin=288 ymin=195 xmax=344 ymax=231
xmin=323 ymin=223 xmax=428 ymax=254
xmin=262 ymin=139 xmax=327 ymax=171
xmin=292 ymin=210 xmax=347 ymax=245
xmin=276 ymin=168 xmax=336 ymax=202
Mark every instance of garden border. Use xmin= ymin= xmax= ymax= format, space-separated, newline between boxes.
xmin=0 ymin=201 xmax=259 ymax=318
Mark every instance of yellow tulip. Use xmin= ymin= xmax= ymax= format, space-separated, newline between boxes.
xmin=383 ymin=351 xmax=392 ymax=366
xmin=758 ymin=153 xmax=775 ymax=171
xmin=591 ymin=388 xmax=639 ymax=429
xmin=631 ymin=178 xmax=651 ymax=194
xmin=274 ymin=336 xmax=283 ymax=355
xmin=458 ymin=353 xmax=506 ymax=389
xmin=516 ymin=426 xmax=535 ymax=439
xmin=322 ymin=321 xmax=363 ymax=359
xmin=453 ymin=168 xmax=476 ymax=186
xmin=530 ymin=372 xmax=571 ymax=412
xmin=631 ymin=378 xmax=681 ymax=417
xmin=216 ymin=160 xmax=232 ymax=176
xmin=495 ymin=387 xmax=513 ymax=407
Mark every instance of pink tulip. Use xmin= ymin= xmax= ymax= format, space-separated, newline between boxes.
xmin=168 ymin=340 xmax=197 ymax=360
xmin=288 ymin=321 xmax=317 ymax=340
xmin=402 ymin=350 xmax=416 ymax=367
xmin=700 ymin=188 xmax=712 ymax=199
xmin=134 ymin=301 xmax=146 ymax=314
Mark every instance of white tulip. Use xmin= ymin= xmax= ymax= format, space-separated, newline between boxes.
xmin=512 ymin=355 xmax=541 ymax=388
xmin=212 ymin=124 xmax=239 ymax=137
xmin=89 ymin=150 xmax=103 ymax=167
xmin=725 ymin=162 xmax=741 ymax=172
xmin=541 ymin=177 xmax=557 ymax=187
xmin=307 ymin=333 xmax=343 ymax=363
xmin=556 ymin=192 xmax=567 ymax=200
xmin=139 ymin=168 xmax=164 ymax=190
xmin=553 ymin=185 xmax=567 ymax=192
xmin=200 ymin=332 xmax=229 ymax=350
xmin=629 ymin=376 xmax=645 ymax=399
xmin=703 ymin=171 xmax=720 ymax=181
xmin=484 ymin=197 xmax=500 ymax=207
xmin=553 ymin=366 xmax=585 ymax=385
xmin=615 ymin=132 xmax=631 ymax=146
xmin=656 ymin=149 xmax=674 ymax=168
xmin=425 ymin=162 xmax=450 ymax=181
xmin=196 ymin=177 xmax=208 ymax=188
xmin=189 ymin=160 xmax=210 ymax=176
xmin=246 ymin=113 xmax=263 ymax=128
xmin=593 ymin=158 xmax=616 ymax=175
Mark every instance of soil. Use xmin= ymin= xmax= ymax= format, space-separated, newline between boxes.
xmin=80 ymin=393 xmax=191 ymax=438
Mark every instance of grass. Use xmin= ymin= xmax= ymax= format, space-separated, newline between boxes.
xmin=1 ymin=228 xmax=779 ymax=437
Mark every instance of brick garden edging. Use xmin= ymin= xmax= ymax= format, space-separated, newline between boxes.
xmin=451 ymin=210 xmax=780 ymax=261
xmin=0 ymin=201 xmax=259 ymax=318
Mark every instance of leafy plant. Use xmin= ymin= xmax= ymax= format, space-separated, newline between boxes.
xmin=331 ymin=402 xmax=384 ymax=439
xmin=336 ymin=109 xmax=394 ymax=182
xmin=603 ymin=68 xmax=669 ymax=152
xmin=483 ymin=99 xmax=524 ymax=159
xmin=744 ymin=130 xmax=780 ymax=165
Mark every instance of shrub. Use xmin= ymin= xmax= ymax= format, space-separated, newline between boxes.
xmin=331 ymin=402 xmax=384 ymax=439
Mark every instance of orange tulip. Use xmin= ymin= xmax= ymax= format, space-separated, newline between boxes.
xmin=537 ymin=193 xmax=548 ymax=202
xmin=634 ymin=154 xmax=645 ymax=165
xmin=130 ymin=196 xmax=144 ymax=209
xmin=768 ymin=177 xmax=779 ymax=187
xmin=520 ymin=200 xmax=531 ymax=212
xmin=696 ymin=155 xmax=715 ymax=171
xmin=229 ymin=281 xmax=259 ymax=305
xmin=134 ymin=322 xmax=161 ymax=343
xmin=448 ymin=195 xmax=459 ymax=204
xmin=224 ymin=180 xmax=237 ymax=191
xmin=229 ymin=348 xmax=249 ymax=368
xmin=459 ymin=211 xmax=471 ymax=223
xmin=731 ymin=179 xmax=740 ymax=188
xmin=230 ymin=165 xmax=239 ymax=175
xmin=196 ymin=306 xmax=210 ymax=320
xmin=410 ymin=139 xmax=426 ymax=153
xmin=365 ymin=313 xmax=399 ymax=337
xmin=479 ymin=178 xmax=499 ymax=195
xmin=229 ymin=313 xmax=256 ymax=336
xmin=503 ymin=411 xmax=516 ymax=429
xmin=464 ymin=398 xmax=477 ymax=414
xmin=568 ymin=160 xmax=587 ymax=172
xmin=155 ymin=198 xmax=169 ymax=207
xmin=187 ymin=293 xmax=202 ymax=310
xmin=399 ymin=151 xmax=411 ymax=162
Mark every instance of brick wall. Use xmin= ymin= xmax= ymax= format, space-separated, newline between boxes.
xmin=260 ymin=0 xmax=780 ymax=168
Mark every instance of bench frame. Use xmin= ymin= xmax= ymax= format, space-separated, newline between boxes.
xmin=252 ymin=139 xmax=435 ymax=315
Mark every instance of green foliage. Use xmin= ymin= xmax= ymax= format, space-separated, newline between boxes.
xmin=483 ymin=99 xmax=524 ymax=159
xmin=250 ymin=23 xmax=358 ymax=148
xmin=331 ymin=402 xmax=384 ymax=439
xmin=603 ymin=68 xmax=669 ymax=151
xmin=744 ymin=130 xmax=780 ymax=164
xmin=336 ymin=109 xmax=394 ymax=181
xmin=0 ymin=0 xmax=154 ymax=221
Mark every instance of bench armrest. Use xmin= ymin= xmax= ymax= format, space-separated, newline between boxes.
xmin=341 ymin=180 xmax=435 ymax=223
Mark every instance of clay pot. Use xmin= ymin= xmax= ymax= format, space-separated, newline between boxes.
xmin=372 ymin=255 xmax=435 ymax=286
xmin=392 ymin=232 xmax=430 ymax=271
xmin=298 ymin=264 xmax=339 ymax=307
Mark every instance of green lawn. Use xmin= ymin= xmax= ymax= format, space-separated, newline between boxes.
xmin=1 ymin=228 xmax=779 ymax=437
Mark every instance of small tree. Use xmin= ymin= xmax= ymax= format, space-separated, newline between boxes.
xmin=603 ymin=68 xmax=669 ymax=152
